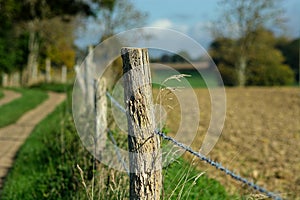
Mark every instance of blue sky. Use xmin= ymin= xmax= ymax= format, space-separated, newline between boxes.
xmin=76 ymin=0 xmax=300 ymax=57
xmin=134 ymin=0 xmax=300 ymax=38
xmin=135 ymin=0 xmax=300 ymax=32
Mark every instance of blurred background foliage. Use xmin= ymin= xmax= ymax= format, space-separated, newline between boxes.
xmin=0 ymin=0 xmax=145 ymax=85
xmin=0 ymin=0 xmax=299 ymax=86
xmin=210 ymin=28 xmax=296 ymax=86
xmin=210 ymin=0 xmax=299 ymax=86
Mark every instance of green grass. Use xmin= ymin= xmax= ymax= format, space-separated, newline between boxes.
xmin=0 ymin=88 xmax=48 ymax=128
xmin=163 ymin=157 xmax=235 ymax=199
xmin=0 ymin=101 xmax=85 ymax=200
xmin=0 ymin=88 xmax=4 ymax=99
xmin=1 ymin=107 xmax=234 ymax=199
xmin=30 ymin=82 xmax=72 ymax=93
xmin=152 ymin=69 xmax=220 ymax=88
xmin=1 ymin=85 xmax=235 ymax=199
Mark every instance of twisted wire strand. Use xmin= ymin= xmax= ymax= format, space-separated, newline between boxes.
xmin=106 ymin=92 xmax=282 ymax=200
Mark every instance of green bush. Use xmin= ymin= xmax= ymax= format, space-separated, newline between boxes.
xmin=218 ymin=65 xmax=239 ymax=86
xmin=246 ymin=64 xmax=294 ymax=86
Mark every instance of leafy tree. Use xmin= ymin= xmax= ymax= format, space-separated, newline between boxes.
xmin=160 ymin=54 xmax=172 ymax=63
xmin=81 ymin=0 xmax=147 ymax=90
xmin=210 ymin=37 xmax=240 ymax=86
xmin=210 ymin=28 xmax=295 ymax=86
xmin=92 ymin=0 xmax=147 ymax=41
xmin=210 ymin=37 xmax=237 ymax=67
xmin=0 ymin=0 xmax=21 ymax=74
xmin=276 ymin=38 xmax=300 ymax=82
xmin=172 ymin=51 xmax=191 ymax=63
xmin=212 ymin=0 xmax=285 ymax=86
xmin=217 ymin=64 xmax=239 ymax=86
xmin=0 ymin=0 xmax=93 ymax=84
xmin=11 ymin=0 xmax=93 ymax=21
xmin=158 ymin=51 xmax=191 ymax=63
xmin=39 ymin=17 xmax=77 ymax=69
xmin=246 ymin=29 xmax=294 ymax=85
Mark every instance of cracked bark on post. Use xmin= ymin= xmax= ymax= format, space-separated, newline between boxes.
xmin=121 ymin=47 xmax=162 ymax=200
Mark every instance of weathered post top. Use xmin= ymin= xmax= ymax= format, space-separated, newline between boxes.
xmin=121 ymin=47 xmax=150 ymax=72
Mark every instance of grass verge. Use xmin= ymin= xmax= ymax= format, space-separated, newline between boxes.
xmin=152 ymin=69 xmax=220 ymax=88
xmin=0 ymin=101 xmax=85 ymax=199
xmin=163 ymin=157 xmax=234 ymax=199
xmin=0 ymin=88 xmax=48 ymax=128
xmin=1 ymin=86 xmax=235 ymax=199
xmin=30 ymin=82 xmax=72 ymax=93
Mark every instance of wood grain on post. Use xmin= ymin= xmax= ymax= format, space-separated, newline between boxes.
xmin=121 ymin=47 xmax=162 ymax=200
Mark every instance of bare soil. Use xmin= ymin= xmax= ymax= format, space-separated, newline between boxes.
xmin=161 ymin=87 xmax=300 ymax=199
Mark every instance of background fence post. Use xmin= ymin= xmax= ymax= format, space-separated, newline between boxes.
xmin=74 ymin=64 xmax=85 ymax=96
xmin=121 ymin=47 xmax=162 ymax=199
xmin=32 ymin=62 xmax=38 ymax=83
xmin=85 ymin=46 xmax=95 ymax=109
xmin=61 ymin=65 xmax=67 ymax=83
xmin=94 ymin=77 xmax=107 ymax=159
xmin=2 ymin=73 xmax=8 ymax=87
xmin=46 ymin=58 xmax=51 ymax=83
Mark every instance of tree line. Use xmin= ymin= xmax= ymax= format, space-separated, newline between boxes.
xmin=0 ymin=0 xmax=144 ymax=86
xmin=210 ymin=0 xmax=299 ymax=86
xmin=210 ymin=29 xmax=299 ymax=86
xmin=0 ymin=0 xmax=298 ymax=87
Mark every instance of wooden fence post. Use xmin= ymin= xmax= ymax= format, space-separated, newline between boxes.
xmin=46 ymin=58 xmax=51 ymax=83
xmin=61 ymin=65 xmax=67 ymax=83
xmin=85 ymin=46 xmax=95 ymax=108
xmin=32 ymin=62 xmax=38 ymax=82
xmin=12 ymin=72 xmax=20 ymax=87
xmin=2 ymin=73 xmax=8 ymax=87
xmin=121 ymin=47 xmax=162 ymax=199
xmin=94 ymin=77 xmax=107 ymax=159
xmin=74 ymin=64 xmax=85 ymax=95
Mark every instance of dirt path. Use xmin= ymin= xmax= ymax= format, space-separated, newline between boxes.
xmin=0 ymin=90 xmax=21 ymax=106
xmin=0 ymin=92 xmax=66 ymax=188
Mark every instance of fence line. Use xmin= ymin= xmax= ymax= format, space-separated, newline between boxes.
xmin=106 ymin=91 xmax=282 ymax=200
